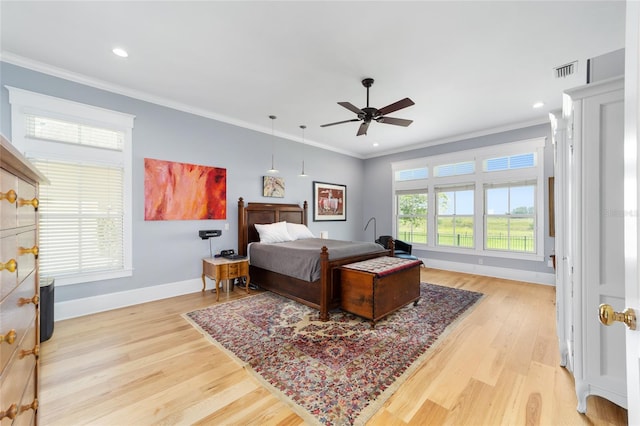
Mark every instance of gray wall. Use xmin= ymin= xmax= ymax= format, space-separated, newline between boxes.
xmin=0 ymin=62 xmax=366 ymax=302
xmin=1 ymin=61 xmax=554 ymax=306
xmin=361 ymin=123 xmax=555 ymax=275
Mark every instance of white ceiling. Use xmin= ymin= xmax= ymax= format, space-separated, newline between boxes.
xmin=0 ymin=1 xmax=626 ymax=158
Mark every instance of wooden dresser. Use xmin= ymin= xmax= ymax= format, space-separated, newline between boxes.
xmin=1 ymin=135 xmax=47 ymax=425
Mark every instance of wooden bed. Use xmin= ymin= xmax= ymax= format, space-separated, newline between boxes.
xmin=237 ymin=197 xmax=390 ymax=321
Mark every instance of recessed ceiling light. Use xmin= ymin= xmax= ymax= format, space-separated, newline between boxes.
xmin=112 ymin=48 xmax=128 ymax=58
xmin=533 ymin=101 xmax=545 ymax=109
xmin=373 ymin=143 xmax=379 ymax=147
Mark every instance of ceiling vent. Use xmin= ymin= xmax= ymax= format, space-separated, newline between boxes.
xmin=554 ymin=61 xmax=577 ymax=78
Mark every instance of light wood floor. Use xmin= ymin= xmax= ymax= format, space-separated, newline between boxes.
xmin=39 ymin=268 xmax=628 ymax=425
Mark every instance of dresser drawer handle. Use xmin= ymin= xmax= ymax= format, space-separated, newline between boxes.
xmin=19 ymin=399 xmax=38 ymax=414
xmin=0 ymin=403 xmax=18 ymax=420
xmin=0 ymin=329 xmax=17 ymax=345
xmin=18 ymin=197 xmax=39 ymax=210
xmin=18 ymin=294 xmax=39 ymax=306
xmin=1 ymin=189 xmax=17 ymax=204
xmin=0 ymin=258 xmax=17 ymax=273
xmin=19 ymin=245 xmax=39 ymax=258
xmin=20 ymin=345 xmax=40 ymax=359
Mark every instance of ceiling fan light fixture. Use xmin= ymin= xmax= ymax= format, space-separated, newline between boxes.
xmin=267 ymin=115 xmax=279 ymax=174
xmin=299 ymin=124 xmax=308 ymax=177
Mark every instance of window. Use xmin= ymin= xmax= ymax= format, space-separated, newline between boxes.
xmin=7 ymin=87 xmax=134 ymax=285
xmin=436 ymin=186 xmax=474 ymax=248
xmin=434 ymin=161 xmax=474 ymax=177
xmin=396 ymin=192 xmax=427 ymax=244
xmin=392 ymin=137 xmax=545 ymax=260
xmin=395 ymin=167 xmax=428 ymax=181
xmin=485 ymin=182 xmax=536 ymax=253
xmin=484 ymin=153 xmax=536 ymax=172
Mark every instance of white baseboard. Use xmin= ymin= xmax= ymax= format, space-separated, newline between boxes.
xmin=53 ymin=260 xmax=555 ymax=322
xmin=420 ymin=257 xmax=556 ymax=286
xmin=54 ymin=278 xmax=202 ymax=321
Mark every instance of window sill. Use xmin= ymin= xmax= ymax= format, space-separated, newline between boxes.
xmin=412 ymin=244 xmax=544 ymax=262
xmin=46 ymin=269 xmax=134 ymax=286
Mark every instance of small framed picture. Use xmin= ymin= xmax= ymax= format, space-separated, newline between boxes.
xmin=263 ymin=176 xmax=285 ymax=198
xmin=313 ymin=181 xmax=346 ymax=221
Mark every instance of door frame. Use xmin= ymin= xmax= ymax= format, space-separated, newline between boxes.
xmin=624 ymin=1 xmax=640 ymax=423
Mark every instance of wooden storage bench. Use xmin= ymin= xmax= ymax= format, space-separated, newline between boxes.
xmin=340 ymin=256 xmax=422 ymax=325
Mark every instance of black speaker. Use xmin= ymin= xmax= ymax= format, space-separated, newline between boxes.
xmin=40 ymin=278 xmax=55 ymax=342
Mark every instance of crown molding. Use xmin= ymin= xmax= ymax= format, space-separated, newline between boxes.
xmin=0 ymin=52 xmax=359 ymax=158
xmin=2 ymin=52 xmax=549 ymax=161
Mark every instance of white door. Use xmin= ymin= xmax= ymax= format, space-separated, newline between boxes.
xmin=624 ymin=2 xmax=640 ymax=424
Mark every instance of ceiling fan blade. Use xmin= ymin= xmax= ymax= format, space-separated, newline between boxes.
xmin=320 ymin=118 xmax=360 ymax=128
xmin=357 ymin=121 xmax=370 ymax=136
xmin=338 ymin=102 xmax=364 ymax=115
xmin=377 ymin=97 xmax=415 ymax=116
xmin=376 ymin=116 xmax=413 ymax=127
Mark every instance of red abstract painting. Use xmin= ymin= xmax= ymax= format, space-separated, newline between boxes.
xmin=144 ymin=158 xmax=226 ymax=220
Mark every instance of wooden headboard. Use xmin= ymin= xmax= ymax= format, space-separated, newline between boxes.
xmin=237 ymin=197 xmax=308 ymax=256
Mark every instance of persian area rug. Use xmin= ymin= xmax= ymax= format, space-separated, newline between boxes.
xmin=183 ymin=283 xmax=483 ymax=426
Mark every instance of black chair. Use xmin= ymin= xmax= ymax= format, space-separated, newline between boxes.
xmin=375 ymin=235 xmax=417 ymax=260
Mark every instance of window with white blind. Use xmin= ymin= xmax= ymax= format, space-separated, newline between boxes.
xmin=7 ymin=86 xmax=134 ymax=285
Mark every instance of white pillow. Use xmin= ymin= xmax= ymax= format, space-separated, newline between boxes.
xmin=286 ymin=222 xmax=315 ymax=240
xmin=255 ymin=221 xmax=293 ymax=243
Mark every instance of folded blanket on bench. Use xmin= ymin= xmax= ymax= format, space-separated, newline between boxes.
xmin=341 ymin=256 xmax=422 ymax=277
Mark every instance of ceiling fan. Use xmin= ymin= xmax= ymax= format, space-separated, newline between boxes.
xmin=320 ymin=78 xmax=415 ymax=136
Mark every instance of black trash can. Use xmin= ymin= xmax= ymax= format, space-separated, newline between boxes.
xmin=40 ymin=277 xmax=54 ymax=342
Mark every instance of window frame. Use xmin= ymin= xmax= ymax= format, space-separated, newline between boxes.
xmin=435 ymin=184 xmax=475 ymax=249
xmin=395 ymin=190 xmax=428 ymax=244
xmin=391 ymin=137 xmax=546 ymax=261
xmin=7 ymin=86 xmax=135 ymax=286
xmin=484 ymin=181 xmax=537 ymax=253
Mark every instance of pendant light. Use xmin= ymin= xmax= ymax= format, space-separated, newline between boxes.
xmin=267 ymin=115 xmax=279 ymax=173
xmin=299 ymin=125 xmax=308 ymax=177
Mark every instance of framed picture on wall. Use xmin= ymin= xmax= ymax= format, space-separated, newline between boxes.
xmin=313 ymin=181 xmax=346 ymax=221
xmin=144 ymin=158 xmax=227 ymax=220
xmin=263 ymin=176 xmax=285 ymax=198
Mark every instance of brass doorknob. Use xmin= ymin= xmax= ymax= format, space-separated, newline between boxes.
xmin=599 ymin=304 xmax=637 ymax=330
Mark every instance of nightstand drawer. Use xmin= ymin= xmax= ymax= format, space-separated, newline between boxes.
xmin=227 ymin=263 xmax=239 ymax=276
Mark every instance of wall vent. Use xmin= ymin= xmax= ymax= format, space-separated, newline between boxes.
xmin=554 ymin=61 xmax=577 ymax=78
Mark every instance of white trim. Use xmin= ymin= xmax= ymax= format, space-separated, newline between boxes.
xmin=54 ymin=278 xmax=203 ymax=321
xmin=422 ymin=257 xmax=555 ymax=286
xmin=366 ymin=118 xmax=550 ymax=159
xmin=53 ymin=269 xmax=135 ymax=287
xmin=392 ymin=137 xmax=547 ymax=260
xmin=392 ymin=137 xmax=545 ymax=171
xmin=6 ymin=85 xmax=135 ymax=131
xmin=52 ymin=261 xmax=554 ymax=322
xmin=6 ymin=86 xmax=134 ymax=285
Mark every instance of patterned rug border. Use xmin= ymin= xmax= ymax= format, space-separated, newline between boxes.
xmin=181 ymin=284 xmax=484 ymax=426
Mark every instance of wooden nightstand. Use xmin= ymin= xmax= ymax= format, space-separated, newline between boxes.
xmin=202 ymin=257 xmax=250 ymax=301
